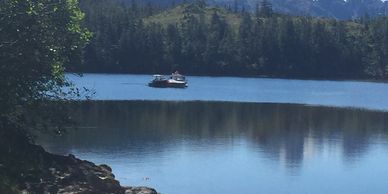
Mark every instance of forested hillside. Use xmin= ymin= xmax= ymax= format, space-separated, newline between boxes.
xmin=117 ymin=0 xmax=388 ymax=19
xmin=212 ymin=0 xmax=388 ymax=19
xmin=77 ymin=0 xmax=388 ymax=79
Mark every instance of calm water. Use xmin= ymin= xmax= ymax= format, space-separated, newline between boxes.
xmin=67 ymin=73 xmax=388 ymax=111
xmin=37 ymin=101 xmax=388 ymax=194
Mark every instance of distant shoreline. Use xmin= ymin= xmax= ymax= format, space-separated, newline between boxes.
xmin=66 ymin=71 xmax=388 ymax=83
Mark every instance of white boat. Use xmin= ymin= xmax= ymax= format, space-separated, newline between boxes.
xmin=148 ymin=72 xmax=188 ymax=88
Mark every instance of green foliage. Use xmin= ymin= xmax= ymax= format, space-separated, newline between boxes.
xmin=0 ymin=1 xmax=89 ymax=190
xmin=77 ymin=0 xmax=388 ymax=79
xmin=0 ymin=0 xmax=90 ymax=132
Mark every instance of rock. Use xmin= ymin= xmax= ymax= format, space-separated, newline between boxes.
xmin=49 ymin=167 xmax=56 ymax=174
xmin=100 ymin=164 xmax=112 ymax=172
xmin=57 ymin=185 xmax=82 ymax=193
xmin=86 ymin=172 xmax=121 ymax=192
xmin=9 ymin=143 xmax=159 ymax=194
xmin=125 ymin=187 xmax=159 ymax=194
xmin=45 ymin=184 xmax=59 ymax=193
xmin=68 ymin=154 xmax=77 ymax=160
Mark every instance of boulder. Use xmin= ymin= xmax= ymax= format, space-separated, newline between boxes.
xmin=100 ymin=164 xmax=112 ymax=172
xmin=125 ymin=187 xmax=159 ymax=194
xmin=4 ymin=142 xmax=159 ymax=194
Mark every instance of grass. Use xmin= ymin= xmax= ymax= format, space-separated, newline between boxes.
xmin=144 ymin=4 xmax=243 ymax=31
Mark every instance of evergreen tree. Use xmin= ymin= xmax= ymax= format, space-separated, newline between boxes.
xmin=259 ymin=0 xmax=273 ymax=18
xmin=75 ymin=0 xmax=388 ymax=79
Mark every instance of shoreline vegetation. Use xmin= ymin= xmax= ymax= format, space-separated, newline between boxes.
xmin=75 ymin=0 xmax=388 ymax=80
xmin=0 ymin=0 xmax=159 ymax=193
xmin=68 ymin=71 xmax=388 ymax=83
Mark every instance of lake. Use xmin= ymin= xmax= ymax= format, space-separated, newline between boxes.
xmin=37 ymin=74 xmax=388 ymax=194
xmin=67 ymin=73 xmax=388 ymax=111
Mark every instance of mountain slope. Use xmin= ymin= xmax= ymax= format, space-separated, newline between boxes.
xmin=144 ymin=4 xmax=243 ymax=30
xmin=132 ymin=0 xmax=388 ymax=19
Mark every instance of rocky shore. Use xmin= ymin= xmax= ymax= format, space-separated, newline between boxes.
xmin=0 ymin=137 xmax=159 ymax=194
xmin=23 ymin=152 xmax=158 ymax=194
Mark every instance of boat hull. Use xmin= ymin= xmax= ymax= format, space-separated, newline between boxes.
xmin=148 ymin=81 xmax=169 ymax=88
xmin=148 ymin=82 xmax=187 ymax=88
xmin=148 ymin=74 xmax=188 ymax=88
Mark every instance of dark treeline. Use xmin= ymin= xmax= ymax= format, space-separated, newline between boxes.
xmin=77 ymin=0 xmax=388 ymax=79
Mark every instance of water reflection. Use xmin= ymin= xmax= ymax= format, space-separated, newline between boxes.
xmin=36 ymin=101 xmax=388 ymax=194
xmin=39 ymin=101 xmax=388 ymax=172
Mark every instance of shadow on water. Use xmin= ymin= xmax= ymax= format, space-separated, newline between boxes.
xmin=37 ymin=101 xmax=388 ymax=172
